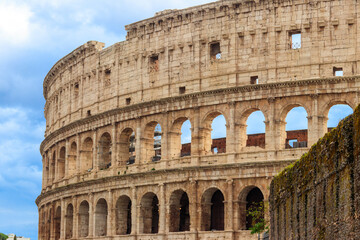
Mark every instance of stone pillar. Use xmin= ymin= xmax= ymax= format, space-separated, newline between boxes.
xmin=131 ymin=187 xmax=137 ymax=235
xmin=65 ymin=139 xmax=69 ymax=178
xmin=189 ymin=179 xmax=198 ymax=232
xmin=226 ymin=179 xmax=234 ymax=234
xmin=135 ymin=118 xmax=142 ymax=165
xmin=60 ymin=199 xmax=65 ymax=240
xmin=161 ymin=113 xmax=169 ymax=162
xmin=76 ymin=134 xmax=80 ymax=174
xmin=107 ymin=190 xmax=114 ymax=236
xmin=92 ymin=130 xmax=97 ymax=170
xmin=275 ymin=120 xmax=287 ymax=150
xmin=111 ymin=123 xmax=117 ymax=167
xmin=191 ymin=107 xmax=201 ymax=157
xmin=73 ymin=197 xmax=78 ymax=239
xmin=159 ymin=183 xmax=166 ymax=234
xmin=88 ymin=193 xmax=94 ymax=237
xmin=227 ymin=102 xmax=236 ymax=154
xmin=266 ymin=97 xmax=276 ymax=150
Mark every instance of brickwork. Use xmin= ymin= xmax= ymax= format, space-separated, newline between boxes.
xmin=37 ymin=0 xmax=360 ymax=240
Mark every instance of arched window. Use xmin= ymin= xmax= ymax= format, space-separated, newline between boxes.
xmin=140 ymin=192 xmax=159 ymax=234
xmin=98 ymin=133 xmax=111 ymax=169
xmin=78 ymin=201 xmax=89 ymax=238
xmin=54 ymin=206 xmax=61 ymax=240
xmin=245 ymin=188 xmax=264 ymax=230
xmin=80 ymin=137 xmax=93 ymax=172
xmin=201 ymin=188 xmax=224 ymax=231
xmin=211 ymin=115 xmax=226 ymax=154
xmin=285 ymin=106 xmax=308 ymax=149
xmin=115 ymin=195 xmax=132 ymax=235
xmin=68 ymin=142 xmax=77 ymax=176
xmin=169 ymin=190 xmax=190 ymax=232
xmin=169 ymin=118 xmax=192 ymax=158
xmin=327 ymin=104 xmax=353 ymax=129
xmin=65 ymin=204 xmax=73 ymax=239
xmin=58 ymin=147 xmax=66 ymax=179
xmin=246 ymin=110 xmax=266 ymax=148
xmin=119 ymin=128 xmax=136 ymax=165
xmin=144 ymin=122 xmax=162 ymax=162
xmin=95 ymin=198 xmax=108 ymax=236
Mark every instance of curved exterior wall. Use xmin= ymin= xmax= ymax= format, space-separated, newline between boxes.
xmin=37 ymin=0 xmax=360 ymax=239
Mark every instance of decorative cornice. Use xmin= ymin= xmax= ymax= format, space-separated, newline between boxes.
xmin=40 ymin=76 xmax=360 ymax=153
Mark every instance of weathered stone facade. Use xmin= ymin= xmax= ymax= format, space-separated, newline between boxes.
xmin=36 ymin=0 xmax=360 ymax=239
xmin=270 ymin=106 xmax=360 ymax=240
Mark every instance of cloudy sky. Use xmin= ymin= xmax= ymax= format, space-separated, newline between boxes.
xmin=0 ymin=0 xmax=353 ymax=239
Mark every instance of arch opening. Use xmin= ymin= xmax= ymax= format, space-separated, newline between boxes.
xmin=78 ymin=201 xmax=89 ymax=238
xmin=170 ymin=118 xmax=192 ymax=158
xmin=65 ymin=204 xmax=73 ymax=239
xmin=95 ymin=198 xmax=108 ymax=236
xmin=68 ymin=142 xmax=77 ymax=176
xmin=115 ymin=195 xmax=132 ymax=235
xmin=80 ymin=137 xmax=93 ymax=172
xmin=246 ymin=110 xmax=266 ymax=148
xmin=169 ymin=190 xmax=190 ymax=232
xmin=58 ymin=147 xmax=66 ymax=179
xmin=51 ymin=151 xmax=56 ymax=183
xmin=327 ymin=104 xmax=353 ymax=130
xmin=98 ymin=133 xmax=111 ymax=169
xmin=284 ymin=106 xmax=308 ymax=149
xmin=245 ymin=187 xmax=264 ymax=230
xmin=144 ymin=122 xmax=162 ymax=162
xmin=203 ymin=113 xmax=226 ymax=154
xmin=201 ymin=188 xmax=224 ymax=231
xmin=119 ymin=128 xmax=136 ymax=166
xmin=140 ymin=193 xmax=159 ymax=234
xmin=54 ymin=206 xmax=61 ymax=240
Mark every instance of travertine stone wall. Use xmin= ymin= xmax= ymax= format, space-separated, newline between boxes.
xmin=270 ymin=105 xmax=360 ymax=240
xmin=37 ymin=0 xmax=360 ymax=240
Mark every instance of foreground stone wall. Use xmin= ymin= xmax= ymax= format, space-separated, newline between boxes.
xmin=270 ymin=106 xmax=360 ymax=240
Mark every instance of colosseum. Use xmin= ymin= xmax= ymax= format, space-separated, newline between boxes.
xmin=36 ymin=0 xmax=360 ymax=239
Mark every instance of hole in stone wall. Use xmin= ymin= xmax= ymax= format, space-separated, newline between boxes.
xmin=149 ymin=55 xmax=159 ymax=73
xmin=126 ymin=98 xmax=131 ymax=105
xmin=250 ymin=76 xmax=259 ymax=85
xmin=290 ymin=32 xmax=301 ymax=49
xmin=333 ymin=67 xmax=343 ymax=76
xmin=210 ymin=42 xmax=221 ymax=60
xmin=179 ymin=86 xmax=186 ymax=94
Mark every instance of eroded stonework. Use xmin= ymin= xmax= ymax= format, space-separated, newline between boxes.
xmin=37 ymin=0 xmax=360 ymax=239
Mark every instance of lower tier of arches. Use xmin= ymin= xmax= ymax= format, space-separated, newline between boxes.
xmin=38 ymin=161 xmax=288 ymax=240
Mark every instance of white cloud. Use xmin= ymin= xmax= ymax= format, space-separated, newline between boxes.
xmin=0 ymin=2 xmax=33 ymax=46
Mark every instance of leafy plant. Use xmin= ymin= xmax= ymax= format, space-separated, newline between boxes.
xmin=0 ymin=233 xmax=8 ymax=240
xmin=247 ymin=201 xmax=269 ymax=235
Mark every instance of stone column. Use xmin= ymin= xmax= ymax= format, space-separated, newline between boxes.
xmin=160 ymin=113 xmax=169 ymax=163
xmin=266 ymin=97 xmax=276 ymax=150
xmin=159 ymin=183 xmax=166 ymax=234
xmin=191 ymin=107 xmax=201 ymax=157
xmin=65 ymin=139 xmax=69 ymax=178
xmin=107 ymin=190 xmax=114 ymax=236
xmin=88 ymin=193 xmax=94 ymax=237
xmin=73 ymin=197 xmax=78 ymax=239
xmin=226 ymin=179 xmax=234 ymax=232
xmin=226 ymin=102 xmax=236 ymax=154
xmin=92 ymin=130 xmax=97 ymax=170
xmin=60 ymin=199 xmax=65 ymax=240
xmin=131 ymin=187 xmax=137 ymax=235
xmin=135 ymin=118 xmax=142 ymax=165
xmin=189 ymin=179 xmax=198 ymax=232
xmin=111 ymin=123 xmax=117 ymax=167
xmin=76 ymin=134 xmax=80 ymax=174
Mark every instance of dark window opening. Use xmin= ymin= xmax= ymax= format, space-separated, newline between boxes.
xmin=126 ymin=201 xmax=132 ymax=234
xmin=151 ymin=196 xmax=159 ymax=233
xmin=290 ymin=32 xmax=301 ymax=49
xmin=210 ymin=190 xmax=224 ymax=231
xmin=333 ymin=67 xmax=343 ymax=76
xmin=87 ymin=110 xmax=91 ymax=117
xmin=210 ymin=42 xmax=221 ymax=60
xmin=74 ymin=83 xmax=79 ymax=96
xmin=250 ymin=76 xmax=259 ymax=85
xmin=179 ymin=86 xmax=186 ymax=94
xmin=246 ymin=188 xmax=264 ymax=230
xmin=126 ymin=98 xmax=131 ymax=105
xmin=105 ymin=69 xmax=111 ymax=75
xmin=179 ymin=193 xmax=190 ymax=232
xmin=149 ymin=55 xmax=159 ymax=73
